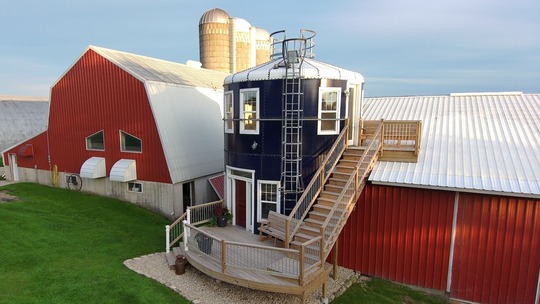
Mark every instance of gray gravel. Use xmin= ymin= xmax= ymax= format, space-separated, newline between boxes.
xmin=124 ymin=252 xmax=361 ymax=304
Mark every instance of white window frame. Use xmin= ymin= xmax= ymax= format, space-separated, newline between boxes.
xmin=317 ymin=87 xmax=341 ymax=135
xmin=239 ymin=88 xmax=259 ymax=134
xmin=257 ymin=180 xmax=281 ymax=221
xmin=224 ymin=91 xmax=234 ymax=133
xmin=120 ymin=130 xmax=142 ymax=153
xmin=127 ymin=182 xmax=143 ymax=193
xmin=86 ymin=130 xmax=105 ymax=151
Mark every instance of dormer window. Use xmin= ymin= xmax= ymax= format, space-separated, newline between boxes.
xmin=86 ymin=130 xmax=104 ymax=151
xmin=120 ymin=131 xmax=142 ymax=153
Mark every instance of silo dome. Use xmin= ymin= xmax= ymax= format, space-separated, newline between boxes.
xmin=233 ymin=18 xmax=252 ymax=32
xmin=199 ymin=8 xmax=230 ymax=25
xmin=255 ymin=27 xmax=270 ymax=40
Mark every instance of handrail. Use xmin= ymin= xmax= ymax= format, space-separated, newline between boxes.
xmin=165 ymin=199 xmax=223 ymax=252
xmin=183 ymin=223 xmax=323 ymax=282
xmin=284 ymin=124 xmax=349 ymax=247
xmin=320 ymin=122 xmax=383 ymax=255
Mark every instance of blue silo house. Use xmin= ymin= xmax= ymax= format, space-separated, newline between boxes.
xmin=223 ymin=30 xmax=365 ymax=233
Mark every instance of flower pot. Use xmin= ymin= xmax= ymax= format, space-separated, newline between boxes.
xmin=216 ymin=216 xmax=227 ymax=227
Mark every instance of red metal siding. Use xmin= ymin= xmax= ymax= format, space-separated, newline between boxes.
xmin=336 ymin=184 xmax=455 ymax=291
xmin=47 ymin=50 xmax=171 ymax=183
xmin=3 ymin=131 xmax=49 ymax=169
xmin=451 ymin=193 xmax=540 ymax=304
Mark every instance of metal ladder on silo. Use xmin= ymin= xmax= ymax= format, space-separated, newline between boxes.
xmin=281 ymin=42 xmax=305 ymax=214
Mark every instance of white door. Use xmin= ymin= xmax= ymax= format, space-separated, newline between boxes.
xmin=9 ymin=153 xmax=19 ymax=181
xmin=346 ymin=85 xmax=361 ymax=145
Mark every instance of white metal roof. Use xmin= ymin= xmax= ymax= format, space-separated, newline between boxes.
xmin=224 ymin=58 xmax=365 ymax=84
xmin=365 ymin=92 xmax=540 ymax=198
xmin=53 ymin=46 xmax=228 ymax=91
xmin=145 ymin=82 xmax=225 ymax=183
xmin=0 ymin=96 xmax=49 ymax=153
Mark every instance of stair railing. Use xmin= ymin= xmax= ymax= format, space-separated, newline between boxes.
xmin=165 ymin=199 xmax=223 ymax=253
xmin=284 ymin=124 xmax=349 ymax=248
xmin=320 ymin=122 xmax=383 ymax=256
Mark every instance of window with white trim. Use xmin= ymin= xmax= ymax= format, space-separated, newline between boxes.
xmin=318 ymin=87 xmax=341 ymax=135
xmin=128 ymin=182 xmax=143 ymax=193
xmin=86 ymin=130 xmax=104 ymax=151
xmin=257 ymin=181 xmax=280 ymax=220
xmin=240 ymin=88 xmax=259 ymax=134
xmin=120 ymin=131 xmax=142 ymax=153
xmin=224 ymin=91 xmax=234 ymax=133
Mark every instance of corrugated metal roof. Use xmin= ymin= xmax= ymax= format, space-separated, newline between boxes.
xmin=365 ymin=93 xmax=540 ymax=198
xmin=77 ymin=46 xmax=228 ymax=90
xmin=146 ymin=82 xmax=224 ymax=183
xmin=0 ymin=96 xmax=49 ymax=153
xmin=224 ymin=58 xmax=365 ymax=84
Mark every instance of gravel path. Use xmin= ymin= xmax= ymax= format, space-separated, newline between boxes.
xmin=124 ymin=252 xmax=361 ymax=304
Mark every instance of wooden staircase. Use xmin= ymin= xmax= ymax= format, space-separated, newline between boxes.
xmin=289 ymin=145 xmax=380 ymax=261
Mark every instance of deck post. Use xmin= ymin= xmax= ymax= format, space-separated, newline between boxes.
xmin=221 ymin=239 xmax=226 ymax=273
xmin=165 ymin=225 xmax=170 ymax=253
xmin=182 ymin=220 xmax=189 ymax=252
xmin=322 ymin=281 xmax=328 ymax=304
xmin=186 ymin=207 xmax=191 ymax=224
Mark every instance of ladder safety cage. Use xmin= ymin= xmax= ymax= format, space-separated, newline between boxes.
xmin=275 ymin=30 xmax=316 ymax=213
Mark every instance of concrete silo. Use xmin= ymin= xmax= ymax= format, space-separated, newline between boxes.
xmin=199 ymin=8 xmax=231 ymax=73
xmin=199 ymin=8 xmax=272 ymax=74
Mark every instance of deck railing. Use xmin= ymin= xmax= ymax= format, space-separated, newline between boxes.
xmin=165 ymin=200 xmax=223 ymax=253
xmin=183 ymin=223 xmax=323 ymax=284
xmin=284 ymin=124 xmax=349 ymax=248
xmin=362 ymin=120 xmax=422 ymax=156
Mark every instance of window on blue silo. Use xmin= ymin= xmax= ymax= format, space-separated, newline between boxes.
xmin=224 ymin=91 xmax=234 ymax=133
xmin=258 ymin=181 xmax=280 ymax=220
xmin=240 ymin=88 xmax=259 ymax=134
xmin=318 ymin=88 xmax=341 ymax=135
xmin=120 ymin=130 xmax=142 ymax=153
xmin=86 ymin=130 xmax=105 ymax=151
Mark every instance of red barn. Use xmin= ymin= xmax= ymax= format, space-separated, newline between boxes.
xmin=337 ymin=93 xmax=540 ymax=304
xmin=2 ymin=46 xmax=228 ymax=218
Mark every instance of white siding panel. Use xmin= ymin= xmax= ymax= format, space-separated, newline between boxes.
xmin=366 ymin=93 xmax=540 ymax=197
xmin=146 ymin=82 xmax=224 ymax=184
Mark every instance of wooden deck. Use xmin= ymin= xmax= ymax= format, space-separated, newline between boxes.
xmin=168 ymin=225 xmax=331 ymax=301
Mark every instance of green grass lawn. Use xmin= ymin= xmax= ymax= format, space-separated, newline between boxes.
xmin=0 ymin=183 xmax=187 ymax=304
xmin=333 ymin=277 xmax=448 ymax=304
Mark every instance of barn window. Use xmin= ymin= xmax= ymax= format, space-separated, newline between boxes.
xmin=224 ymin=91 xmax=234 ymax=133
xmin=127 ymin=182 xmax=143 ymax=193
xmin=86 ymin=130 xmax=105 ymax=151
xmin=318 ymin=87 xmax=341 ymax=135
xmin=240 ymin=88 xmax=259 ymax=134
xmin=257 ymin=181 xmax=280 ymax=220
xmin=120 ymin=131 xmax=142 ymax=153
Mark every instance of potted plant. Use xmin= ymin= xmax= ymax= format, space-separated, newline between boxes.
xmin=214 ymin=204 xmax=230 ymax=227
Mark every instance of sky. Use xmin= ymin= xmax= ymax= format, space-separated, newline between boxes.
xmin=1 ymin=0 xmax=539 ymax=98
